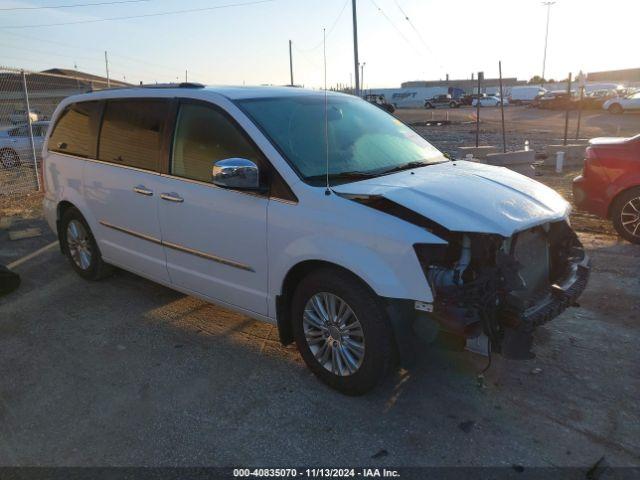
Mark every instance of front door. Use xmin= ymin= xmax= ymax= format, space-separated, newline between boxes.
xmin=156 ymin=101 xmax=269 ymax=315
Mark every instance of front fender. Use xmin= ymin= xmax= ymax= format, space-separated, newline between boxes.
xmin=267 ymin=195 xmax=445 ymax=318
xmin=274 ymin=235 xmax=432 ymax=302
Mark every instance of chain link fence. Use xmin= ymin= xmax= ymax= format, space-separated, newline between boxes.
xmin=0 ymin=66 xmax=116 ymax=198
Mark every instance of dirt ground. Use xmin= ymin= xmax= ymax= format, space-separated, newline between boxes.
xmin=0 ymin=107 xmax=639 ymax=469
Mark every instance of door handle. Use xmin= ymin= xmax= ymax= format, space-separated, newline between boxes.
xmin=160 ymin=192 xmax=184 ymax=203
xmin=133 ymin=185 xmax=153 ymax=196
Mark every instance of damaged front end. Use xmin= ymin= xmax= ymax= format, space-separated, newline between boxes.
xmin=414 ymin=220 xmax=590 ymax=359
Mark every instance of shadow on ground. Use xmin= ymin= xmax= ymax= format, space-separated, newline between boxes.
xmin=0 ymin=230 xmax=638 ymax=468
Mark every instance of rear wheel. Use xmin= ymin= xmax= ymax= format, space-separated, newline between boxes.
xmin=608 ymin=103 xmax=623 ymax=114
xmin=0 ymin=148 xmax=20 ymax=168
xmin=424 ymin=102 xmax=433 ymax=109
xmin=449 ymin=101 xmax=457 ymax=108
xmin=291 ymin=268 xmax=395 ymax=395
xmin=611 ymin=187 xmax=640 ymax=244
xmin=61 ymin=207 xmax=114 ymax=280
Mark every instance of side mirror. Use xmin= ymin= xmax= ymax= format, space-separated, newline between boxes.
xmin=212 ymin=158 xmax=260 ymax=190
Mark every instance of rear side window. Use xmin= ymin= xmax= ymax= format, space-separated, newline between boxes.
xmin=98 ymin=99 xmax=169 ymax=171
xmin=171 ymin=103 xmax=264 ymax=183
xmin=49 ymin=101 xmax=101 ymax=158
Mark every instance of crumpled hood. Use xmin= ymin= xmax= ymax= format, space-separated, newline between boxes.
xmin=333 ymin=160 xmax=570 ymax=238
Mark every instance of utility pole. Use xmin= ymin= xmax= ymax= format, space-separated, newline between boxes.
xmin=541 ymin=1 xmax=555 ymax=88
xmin=352 ymin=0 xmax=360 ymax=96
xmin=185 ymin=70 xmax=188 ymax=82
xmin=289 ymin=40 xmax=294 ymax=86
xmin=360 ymin=62 xmax=366 ymax=94
xmin=104 ymin=51 xmax=110 ymax=88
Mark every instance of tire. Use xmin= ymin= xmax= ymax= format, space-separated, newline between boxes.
xmin=0 ymin=148 xmax=21 ymax=168
xmin=608 ymin=103 xmax=623 ymax=114
xmin=291 ymin=267 xmax=395 ymax=395
xmin=60 ymin=207 xmax=114 ymax=280
xmin=449 ymin=102 xmax=457 ymax=108
xmin=424 ymin=102 xmax=433 ymax=109
xmin=611 ymin=187 xmax=640 ymax=244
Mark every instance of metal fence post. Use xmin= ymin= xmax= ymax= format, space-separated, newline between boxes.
xmin=575 ymin=85 xmax=584 ymax=140
xmin=21 ymin=69 xmax=41 ymax=191
xmin=475 ymin=71 xmax=483 ymax=148
xmin=498 ymin=61 xmax=507 ymax=153
xmin=563 ymin=72 xmax=572 ymax=147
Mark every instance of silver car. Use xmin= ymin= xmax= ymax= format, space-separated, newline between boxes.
xmin=0 ymin=121 xmax=49 ymax=168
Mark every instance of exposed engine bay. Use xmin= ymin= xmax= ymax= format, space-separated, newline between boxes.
xmin=347 ymin=194 xmax=591 ymax=360
xmin=414 ymin=220 xmax=590 ymax=358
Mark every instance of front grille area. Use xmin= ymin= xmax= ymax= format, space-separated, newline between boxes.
xmin=512 ymin=227 xmax=550 ymax=308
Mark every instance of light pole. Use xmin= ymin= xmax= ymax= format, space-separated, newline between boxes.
xmin=360 ymin=62 xmax=366 ymax=96
xmin=541 ymin=1 xmax=556 ymax=87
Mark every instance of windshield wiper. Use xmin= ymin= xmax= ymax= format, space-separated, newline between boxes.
xmin=374 ymin=160 xmax=431 ymax=175
xmin=306 ymin=170 xmax=377 ymax=182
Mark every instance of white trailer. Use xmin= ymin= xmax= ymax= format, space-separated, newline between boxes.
xmin=366 ymin=87 xmax=448 ymax=109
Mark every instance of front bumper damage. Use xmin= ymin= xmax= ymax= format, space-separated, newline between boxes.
xmin=406 ymin=219 xmax=590 ymax=362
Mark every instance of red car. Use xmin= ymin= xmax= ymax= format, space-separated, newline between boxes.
xmin=573 ymin=134 xmax=640 ymax=244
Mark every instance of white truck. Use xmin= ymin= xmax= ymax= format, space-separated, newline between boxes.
xmin=508 ymin=86 xmax=547 ymax=105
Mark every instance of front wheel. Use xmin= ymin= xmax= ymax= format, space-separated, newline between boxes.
xmin=611 ymin=187 xmax=640 ymax=244
xmin=61 ymin=207 xmax=114 ymax=280
xmin=424 ymin=102 xmax=433 ymax=109
xmin=291 ymin=268 xmax=395 ymax=395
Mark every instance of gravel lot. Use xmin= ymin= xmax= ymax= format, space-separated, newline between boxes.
xmin=1 ymin=107 xmax=639 ymax=469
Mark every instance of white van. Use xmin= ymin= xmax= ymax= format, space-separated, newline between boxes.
xmin=42 ymin=85 xmax=589 ymax=394
xmin=508 ymin=86 xmax=547 ymax=105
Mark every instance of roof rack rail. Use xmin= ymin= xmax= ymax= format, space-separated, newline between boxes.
xmin=139 ymin=82 xmax=205 ymax=89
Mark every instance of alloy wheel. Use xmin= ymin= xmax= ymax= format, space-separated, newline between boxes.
xmin=620 ymin=196 xmax=640 ymax=239
xmin=66 ymin=219 xmax=93 ymax=270
xmin=303 ymin=292 xmax=365 ymax=377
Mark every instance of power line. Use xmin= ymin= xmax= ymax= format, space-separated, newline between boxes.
xmin=391 ymin=0 xmax=444 ymax=69
xmin=0 ymin=0 xmax=152 ymax=11
xmin=392 ymin=0 xmax=432 ymax=55
xmin=0 ymin=31 xmax=210 ymax=81
xmin=0 ymin=42 xmax=102 ymax=63
xmin=367 ymin=0 xmax=412 ymax=46
xmin=0 ymin=0 xmax=275 ymax=29
xmin=296 ymin=0 xmax=349 ymax=52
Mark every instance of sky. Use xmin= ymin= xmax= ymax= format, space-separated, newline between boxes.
xmin=0 ymin=0 xmax=638 ymax=88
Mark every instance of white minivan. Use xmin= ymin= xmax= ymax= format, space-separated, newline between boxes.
xmin=42 ymin=85 xmax=589 ymax=394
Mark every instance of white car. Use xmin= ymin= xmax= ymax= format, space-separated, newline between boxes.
xmin=42 ymin=86 xmax=589 ymax=394
xmin=603 ymin=91 xmax=640 ymax=114
xmin=9 ymin=109 xmax=40 ymax=125
xmin=0 ymin=121 xmax=49 ymax=168
xmin=472 ymin=95 xmax=507 ymax=107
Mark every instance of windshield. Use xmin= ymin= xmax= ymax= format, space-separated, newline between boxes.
xmin=236 ymin=95 xmax=445 ymax=184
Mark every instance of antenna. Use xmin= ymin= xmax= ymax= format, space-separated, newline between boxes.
xmin=323 ymin=27 xmax=331 ymax=196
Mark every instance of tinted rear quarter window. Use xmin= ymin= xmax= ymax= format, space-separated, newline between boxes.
xmin=49 ymin=101 xmax=102 ymax=158
xmin=99 ymin=99 xmax=169 ymax=171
